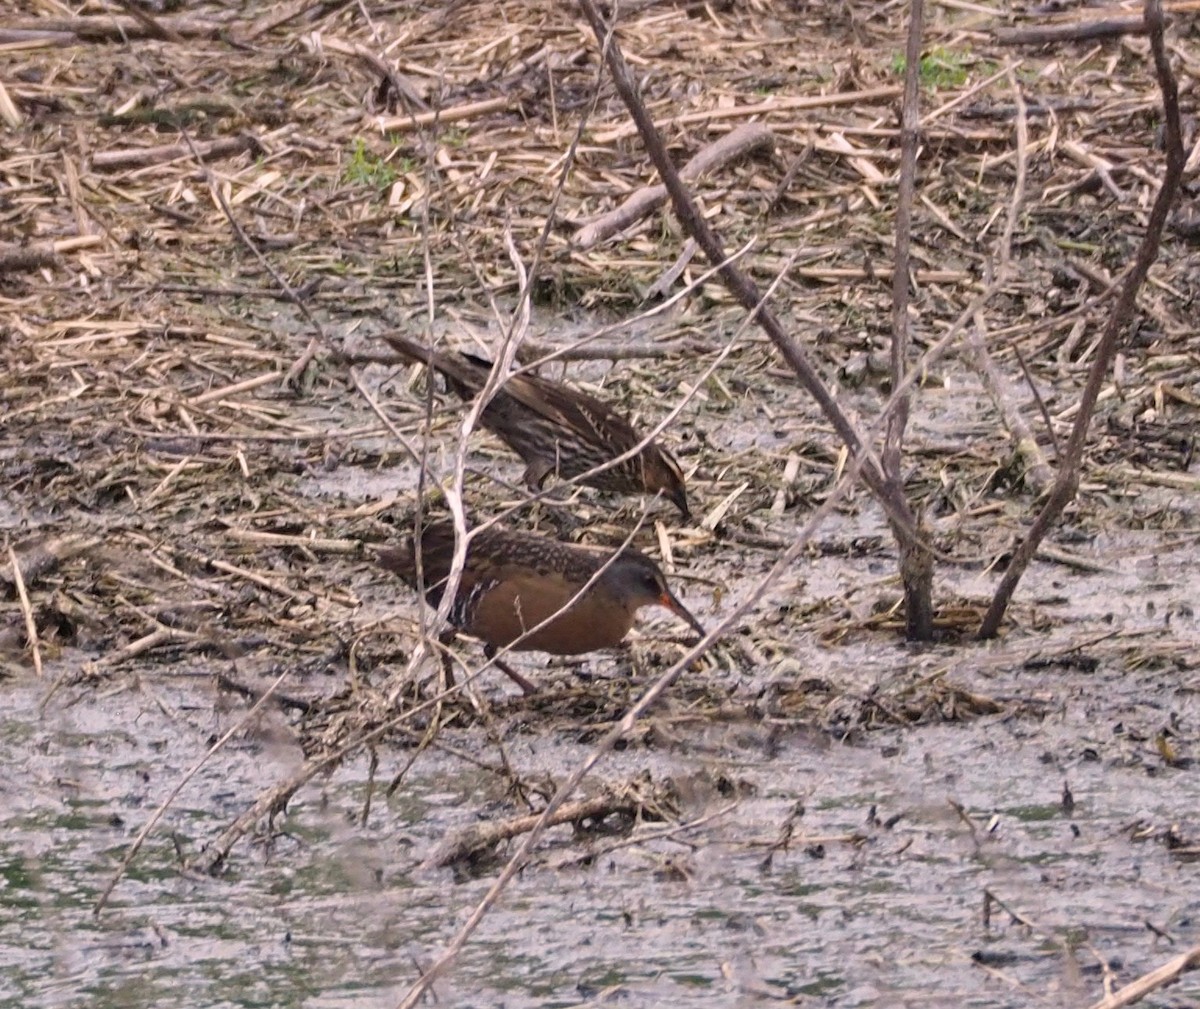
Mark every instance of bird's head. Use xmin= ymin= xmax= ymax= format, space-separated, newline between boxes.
xmin=642 ymin=445 xmax=690 ymax=520
xmin=607 ymin=551 xmax=705 ymax=637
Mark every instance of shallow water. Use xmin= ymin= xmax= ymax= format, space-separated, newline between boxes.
xmin=4 ymin=647 xmax=1198 ymax=1009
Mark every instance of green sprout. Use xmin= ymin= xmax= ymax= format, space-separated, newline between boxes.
xmin=344 ymin=138 xmax=398 ymax=190
xmin=893 ymin=47 xmax=970 ymax=89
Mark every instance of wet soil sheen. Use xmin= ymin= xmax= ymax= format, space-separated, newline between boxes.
xmin=4 ymin=512 xmax=1200 ymax=1008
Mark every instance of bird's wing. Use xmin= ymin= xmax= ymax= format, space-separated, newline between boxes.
xmin=500 ymin=371 xmax=642 ymax=454
xmin=382 ymin=334 xmax=648 ymax=456
xmin=471 ymin=526 xmax=608 ymax=583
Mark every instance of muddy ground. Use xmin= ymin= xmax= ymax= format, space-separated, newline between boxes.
xmin=3 ymin=2 xmax=1200 ymax=1008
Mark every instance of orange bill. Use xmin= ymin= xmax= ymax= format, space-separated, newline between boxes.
xmin=660 ymin=591 xmax=706 ymax=638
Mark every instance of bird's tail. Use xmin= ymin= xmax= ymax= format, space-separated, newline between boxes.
xmin=379 ymin=332 xmax=485 ymax=399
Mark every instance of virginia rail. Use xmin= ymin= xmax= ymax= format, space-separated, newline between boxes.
xmin=376 ymin=520 xmax=705 ymax=692
xmin=381 ymin=332 xmax=690 ymax=518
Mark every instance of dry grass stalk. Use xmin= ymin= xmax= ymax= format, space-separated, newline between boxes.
xmin=6 ymin=545 xmax=42 ymax=676
xmin=575 ymin=122 xmax=776 ymax=248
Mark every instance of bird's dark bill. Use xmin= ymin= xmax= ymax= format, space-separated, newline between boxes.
xmin=671 ymin=487 xmax=691 ymax=520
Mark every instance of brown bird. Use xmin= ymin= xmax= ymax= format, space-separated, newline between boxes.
xmin=376 ymin=520 xmax=705 ymax=693
xmin=380 ymin=332 xmax=690 ymax=518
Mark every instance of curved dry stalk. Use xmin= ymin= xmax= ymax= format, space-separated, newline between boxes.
xmin=389 ymin=239 xmax=998 ymax=1002
xmin=384 ymin=25 xmax=675 ymax=693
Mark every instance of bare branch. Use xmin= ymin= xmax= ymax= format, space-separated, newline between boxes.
xmin=886 ymin=0 xmax=932 ymax=639
xmin=570 ymin=0 xmax=931 ymax=630
xmin=979 ymin=0 xmax=1185 ymax=638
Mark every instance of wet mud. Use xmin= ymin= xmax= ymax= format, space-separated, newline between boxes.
xmin=4 ymin=503 xmax=1199 ymax=1007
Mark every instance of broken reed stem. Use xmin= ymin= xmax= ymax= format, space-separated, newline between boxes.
xmin=575 ymin=122 xmax=776 ymax=248
xmin=1085 ymin=942 xmax=1200 ymax=1009
xmin=886 ymin=0 xmax=931 ymax=640
xmin=7 ymin=545 xmax=43 ymax=677
xmin=426 ymin=791 xmax=649 ymax=868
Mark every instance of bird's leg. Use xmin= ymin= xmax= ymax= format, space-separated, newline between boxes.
xmin=483 ymin=644 xmax=539 ymax=695
xmin=435 ymin=628 xmax=459 ymax=693
xmin=521 ymin=459 xmax=582 ymax=537
xmin=522 ymin=459 xmax=554 ymax=491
